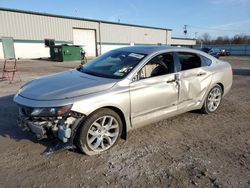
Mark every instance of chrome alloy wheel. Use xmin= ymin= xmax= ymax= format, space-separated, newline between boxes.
xmin=87 ymin=116 xmax=120 ymax=152
xmin=207 ymin=87 xmax=222 ymax=112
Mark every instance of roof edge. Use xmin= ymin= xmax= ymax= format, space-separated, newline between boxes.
xmin=0 ymin=7 xmax=172 ymax=31
xmin=172 ymin=37 xmax=196 ymax=41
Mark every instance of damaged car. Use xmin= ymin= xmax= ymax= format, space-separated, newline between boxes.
xmin=14 ymin=46 xmax=233 ymax=155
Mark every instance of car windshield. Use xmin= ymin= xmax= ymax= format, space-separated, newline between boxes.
xmin=78 ymin=50 xmax=146 ymax=79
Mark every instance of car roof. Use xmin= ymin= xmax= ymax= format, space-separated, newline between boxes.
xmin=113 ymin=45 xmax=217 ymax=61
xmin=115 ymin=45 xmax=199 ymax=55
xmin=115 ymin=46 xmax=177 ymax=54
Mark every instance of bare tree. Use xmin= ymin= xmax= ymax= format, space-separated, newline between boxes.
xmin=199 ymin=33 xmax=250 ymax=44
xmin=202 ymin=33 xmax=211 ymax=44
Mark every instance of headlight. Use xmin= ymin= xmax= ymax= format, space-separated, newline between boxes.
xmin=31 ymin=104 xmax=73 ymax=117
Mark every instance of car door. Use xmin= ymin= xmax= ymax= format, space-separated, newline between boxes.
xmin=129 ymin=53 xmax=179 ymax=128
xmin=175 ymin=52 xmax=212 ymax=112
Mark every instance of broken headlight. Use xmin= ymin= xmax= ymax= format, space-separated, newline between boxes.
xmin=31 ymin=104 xmax=73 ymax=117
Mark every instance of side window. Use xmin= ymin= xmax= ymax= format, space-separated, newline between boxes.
xmin=201 ymin=56 xmax=212 ymax=66
xmin=138 ymin=53 xmax=174 ymax=79
xmin=177 ymin=52 xmax=202 ymax=71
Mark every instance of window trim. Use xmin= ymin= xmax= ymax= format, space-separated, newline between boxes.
xmin=133 ymin=52 xmax=176 ymax=81
xmin=200 ymin=55 xmax=212 ymax=67
xmin=175 ymin=51 xmax=205 ymax=72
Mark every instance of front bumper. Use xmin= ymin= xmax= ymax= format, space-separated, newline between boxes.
xmin=18 ymin=113 xmax=49 ymax=139
xmin=17 ymin=106 xmax=78 ymax=143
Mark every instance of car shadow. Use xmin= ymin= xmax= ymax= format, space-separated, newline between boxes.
xmin=0 ymin=95 xmax=77 ymax=155
xmin=233 ymin=68 xmax=250 ymax=76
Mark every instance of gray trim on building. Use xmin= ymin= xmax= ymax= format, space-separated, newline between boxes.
xmin=172 ymin=37 xmax=196 ymax=41
xmin=0 ymin=39 xmax=72 ymax=44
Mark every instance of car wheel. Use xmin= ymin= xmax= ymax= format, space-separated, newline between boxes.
xmin=77 ymin=108 xmax=122 ymax=155
xmin=201 ymin=84 xmax=222 ymax=114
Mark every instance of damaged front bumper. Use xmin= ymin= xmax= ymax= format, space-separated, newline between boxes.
xmin=17 ymin=106 xmax=84 ymax=154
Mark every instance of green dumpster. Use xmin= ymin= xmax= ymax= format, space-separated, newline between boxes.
xmin=50 ymin=44 xmax=82 ymax=62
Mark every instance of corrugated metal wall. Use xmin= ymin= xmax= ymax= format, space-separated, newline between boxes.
xmin=0 ymin=10 xmax=100 ymax=42
xmin=0 ymin=9 xmax=170 ymax=45
xmin=2 ymin=9 xmax=198 ymax=58
xmin=100 ymin=23 xmax=168 ymax=44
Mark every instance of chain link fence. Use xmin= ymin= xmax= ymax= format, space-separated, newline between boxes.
xmin=195 ymin=44 xmax=250 ymax=56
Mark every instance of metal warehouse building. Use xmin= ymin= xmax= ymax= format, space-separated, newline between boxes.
xmin=0 ymin=8 xmax=196 ymax=59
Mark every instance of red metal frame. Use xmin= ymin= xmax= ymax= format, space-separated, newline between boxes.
xmin=0 ymin=59 xmax=21 ymax=83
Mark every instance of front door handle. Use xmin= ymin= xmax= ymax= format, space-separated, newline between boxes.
xmin=166 ymin=79 xmax=176 ymax=83
xmin=197 ymin=72 xmax=206 ymax=76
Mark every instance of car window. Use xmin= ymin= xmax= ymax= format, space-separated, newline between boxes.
xmin=201 ymin=55 xmax=212 ymax=66
xmin=79 ymin=50 xmax=146 ymax=79
xmin=177 ymin=52 xmax=202 ymax=71
xmin=138 ymin=53 xmax=174 ymax=79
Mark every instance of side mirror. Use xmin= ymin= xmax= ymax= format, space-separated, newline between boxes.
xmin=175 ymin=74 xmax=180 ymax=81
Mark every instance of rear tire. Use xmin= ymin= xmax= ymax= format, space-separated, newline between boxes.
xmin=200 ymin=84 xmax=222 ymax=114
xmin=77 ymin=108 xmax=122 ymax=155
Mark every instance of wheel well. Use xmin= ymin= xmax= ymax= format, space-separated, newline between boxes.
xmin=101 ymin=106 xmax=127 ymax=140
xmin=216 ymin=83 xmax=224 ymax=95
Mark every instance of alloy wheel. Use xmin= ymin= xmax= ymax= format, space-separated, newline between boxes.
xmin=86 ymin=116 xmax=120 ymax=152
xmin=207 ymin=87 xmax=222 ymax=112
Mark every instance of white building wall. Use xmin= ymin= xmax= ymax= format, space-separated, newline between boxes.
xmin=171 ymin=38 xmax=196 ymax=46
xmin=14 ymin=43 xmax=50 ymax=59
xmin=166 ymin=30 xmax=172 ymax=45
xmin=0 ymin=42 xmax=3 ymax=58
xmin=0 ymin=41 xmax=73 ymax=59
xmin=0 ymin=10 xmax=99 ymax=42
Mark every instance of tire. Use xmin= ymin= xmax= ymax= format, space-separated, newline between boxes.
xmin=81 ymin=54 xmax=87 ymax=64
xmin=77 ymin=108 xmax=122 ymax=155
xmin=200 ymin=84 xmax=223 ymax=114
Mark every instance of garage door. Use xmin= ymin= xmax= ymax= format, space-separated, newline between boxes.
xmin=73 ymin=29 xmax=96 ymax=57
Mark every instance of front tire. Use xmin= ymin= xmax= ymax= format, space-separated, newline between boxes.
xmin=77 ymin=108 xmax=122 ymax=155
xmin=201 ymin=84 xmax=222 ymax=114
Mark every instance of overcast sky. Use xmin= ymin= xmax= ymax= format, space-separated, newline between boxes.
xmin=0 ymin=0 xmax=250 ymax=38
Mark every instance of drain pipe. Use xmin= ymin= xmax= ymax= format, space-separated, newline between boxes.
xmin=99 ymin=21 xmax=102 ymax=55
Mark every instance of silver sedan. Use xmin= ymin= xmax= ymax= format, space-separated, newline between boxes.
xmin=14 ymin=46 xmax=233 ymax=155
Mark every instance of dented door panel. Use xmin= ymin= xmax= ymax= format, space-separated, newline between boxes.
xmin=130 ymin=74 xmax=178 ymax=128
xmin=178 ymin=66 xmax=212 ymax=111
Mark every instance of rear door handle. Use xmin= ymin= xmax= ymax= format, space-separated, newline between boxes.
xmin=197 ymin=72 xmax=206 ymax=76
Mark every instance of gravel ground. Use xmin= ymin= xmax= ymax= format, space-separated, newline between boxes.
xmin=0 ymin=57 xmax=249 ymax=188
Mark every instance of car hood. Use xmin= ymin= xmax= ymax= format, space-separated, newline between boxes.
xmin=18 ymin=70 xmax=117 ymax=101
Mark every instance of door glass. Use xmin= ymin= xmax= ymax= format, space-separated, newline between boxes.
xmin=138 ymin=53 xmax=174 ymax=79
xmin=177 ymin=52 xmax=202 ymax=71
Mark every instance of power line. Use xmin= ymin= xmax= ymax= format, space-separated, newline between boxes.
xmin=188 ymin=25 xmax=250 ymax=33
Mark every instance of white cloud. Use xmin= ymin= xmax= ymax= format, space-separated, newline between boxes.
xmin=210 ymin=19 xmax=250 ymax=29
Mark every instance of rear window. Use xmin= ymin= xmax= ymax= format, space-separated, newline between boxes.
xmin=201 ymin=56 xmax=212 ymax=66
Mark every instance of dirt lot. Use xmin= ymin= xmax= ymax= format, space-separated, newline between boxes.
xmin=0 ymin=57 xmax=250 ymax=188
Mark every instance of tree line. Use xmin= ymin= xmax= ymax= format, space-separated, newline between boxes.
xmin=198 ymin=33 xmax=250 ymax=45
